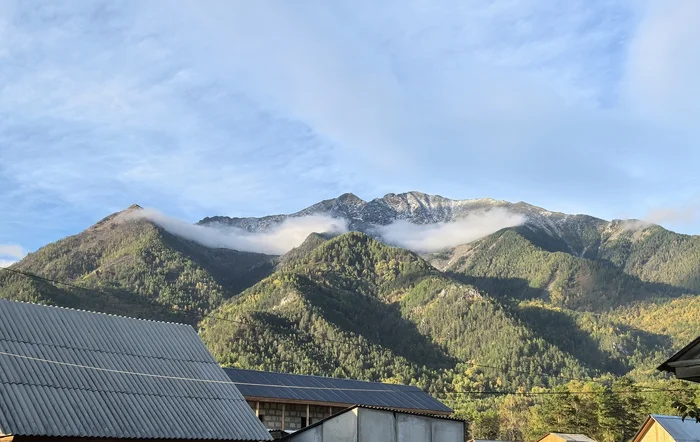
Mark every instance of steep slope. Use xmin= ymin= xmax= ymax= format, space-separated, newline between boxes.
xmin=429 ymin=225 xmax=686 ymax=311
xmin=596 ymin=221 xmax=700 ymax=291
xmin=0 ymin=205 xmax=275 ymax=322
xmin=202 ymin=232 xmax=608 ymax=391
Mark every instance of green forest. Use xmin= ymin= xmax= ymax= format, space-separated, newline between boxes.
xmin=3 ymin=207 xmax=700 ymax=441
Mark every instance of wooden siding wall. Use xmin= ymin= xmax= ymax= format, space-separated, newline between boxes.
xmin=637 ymin=422 xmax=676 ymax=442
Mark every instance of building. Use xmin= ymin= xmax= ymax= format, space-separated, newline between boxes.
xmin=658 ymin=336 xmax=700 ymax=382
xmin=470 ymin=440 xmax=515 ymax=442
xmin=225 ymin=368 xmax=453 ymax=433
xmin=536 ymin=433 xmax=597 ymax=442
xmin=279 ymin=405 xmax=466 ymax=442
xmin=0 ymin=299 xmax=271 ymax=442
xmin=632 ymin=414 xmax=700 ymax=442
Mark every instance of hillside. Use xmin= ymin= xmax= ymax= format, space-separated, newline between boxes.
xmin=201 ymin=232 xmax=655 ymax=389
xmin=0 ymin=205 xmax=275 ymax=322
xmin=428 ymin=225 xmax=687 ymax=311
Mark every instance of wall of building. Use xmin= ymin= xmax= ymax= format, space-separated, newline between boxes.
xmin=638 ymin=422 xmax=675 ymax=442
xmin=284 ymin=407 xmax=465 ymax=442
xmin=246 ymin=401 xmax=345 ymax=431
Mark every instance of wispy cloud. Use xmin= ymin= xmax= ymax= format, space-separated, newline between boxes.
xmin=645 ymin=202 xmax=700 ymax=226
xmin=374 ymin=209 xmax=526 ymax=253
xmin=122 ymin=208 xmax=348 ymax=255
xmin=0 ymin=244 xmax=25 ymax=259
xmin=0 ymin=243 xmax=26 ymax=267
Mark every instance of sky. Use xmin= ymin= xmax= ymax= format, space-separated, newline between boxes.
xmin=1 ymin=0 xmax=700 ymax=264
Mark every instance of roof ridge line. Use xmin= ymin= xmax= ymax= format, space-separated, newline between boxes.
xmin=224 ymin=367 xmax=423 ymax=390
xmin=0 ymin=298 xmax=192 ymax=327
xmin=0 ymin=336 xmax=216 ymax=364
xmin=0 ymin=379 xmax=248 ymax=402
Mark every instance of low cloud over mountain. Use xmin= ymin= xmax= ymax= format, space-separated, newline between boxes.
xmin=373 ymin=208 xmax=526 ymax=253
xmin=122 ymin=208 xmax=348 ymax=255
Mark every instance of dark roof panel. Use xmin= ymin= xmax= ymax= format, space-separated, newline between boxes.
xmin=0 ymin=300 xmax=271 ymax=441
xmin=224 ymin=367 xmax=452 ymax=414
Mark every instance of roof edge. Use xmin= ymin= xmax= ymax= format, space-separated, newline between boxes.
xmin=0 ymin=299 xmax=192 ymax=328
xmin=223 ymin=367 xmax=423 ymax=390
xmin=658 ymin=336 xmax=700 ymax=372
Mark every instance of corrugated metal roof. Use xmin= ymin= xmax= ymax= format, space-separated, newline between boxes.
xmin=658 ymin=336 xmax=700 ymax=374
xmin=548 ymin=433 xmax=598 ymax=442
xmin=652 ymin=414 xmax=700 ymax=441
xmin=0 ymin=299 xmax=271 ymax=441
xmin=473 ymin=439 xmax=516 ymax=442
xmin=224 ymin=368 xmax=453 ymax=414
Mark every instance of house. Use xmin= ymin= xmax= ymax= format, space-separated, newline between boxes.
xmin=536 ymin=433 xmax=597 ymax=442
xmin=279 ymin=405 xmax=466 ymax=442
xmin=658 ymin=336 xmax=700 ymax=382
xmin=470 ymin=440 xmax=515 ymax=442
xmin=632 ymin=414 xmax=700 ymax=442
xmin=0 ymin=299 xmax=271 ymax=442
xmin=224 ymin=368 xmax=453 ymax=433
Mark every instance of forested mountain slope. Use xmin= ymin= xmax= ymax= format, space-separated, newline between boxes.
xmin=200 ymin=232 xmax=665 ymax=390
xmin=0 ymin=205 xmax=275 ymax=322
xmin=428 ymin=225 xmax=688 ymax=311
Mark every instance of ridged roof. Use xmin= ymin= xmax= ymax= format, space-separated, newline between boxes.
xmin=0 ymin=300 xmax=271 ymax=441
xmin=224 ymin=367 xmax=452 ymax=414
xmin=546 ymin=433 xmax=598 ymax=442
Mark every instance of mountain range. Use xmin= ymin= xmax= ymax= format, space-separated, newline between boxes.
xmin=2 ymin=191 xmax=700 ymax=435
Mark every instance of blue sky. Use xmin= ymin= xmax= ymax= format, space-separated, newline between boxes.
xmin=1 ymin=0 xmax=700 ymax=263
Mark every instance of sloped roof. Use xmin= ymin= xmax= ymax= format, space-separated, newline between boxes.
xmin=658 ymin=336 xmax=700 ymax=382
xmin=650 ymin=415 xmax=700 ymax=442
xmin=0 ymin=299 xmax=271 ymax=441
xmin=473 ymin=440 xmax=516 ymax=442
xmin=540 ymin=433 xmax=597 ymax=442
xmin=224 ymin=368 xmax=453 ymax=414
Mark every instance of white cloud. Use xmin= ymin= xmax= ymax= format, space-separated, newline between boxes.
xmin=122 ymin=208 xmax=348 ymax=255
xmin=0 ymin=243 xmax=25 ymax=268
xmin=0 ymin=259 xmax=18 ymax=268
xmin=374 ymin=208 xmax=526 ymax=253
xmin=623 ymin=0 xmax=700 ymax=123
xmin=618 ymin=219 xmax=653 ymax=233
xmin=646 ymin=203 xmax=700 ymax=226
xmin=0 ymin=244 xmax=26 ymax=259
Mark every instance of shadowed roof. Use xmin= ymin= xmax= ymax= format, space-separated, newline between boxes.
xmin=224 ymin=367 xmax=452 ymax=414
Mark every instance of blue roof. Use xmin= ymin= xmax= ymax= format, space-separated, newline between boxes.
xmin=0 ymin=300 xmax=271 ymax=441
xmin=652 ymin=415 xmax=700 ymax=441
xmin=224 ymin=367 xmax=452 ymax=414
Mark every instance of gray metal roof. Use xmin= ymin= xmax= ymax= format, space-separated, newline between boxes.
xmin=652 ymin=415 xmax=700 ymax=441
xmin=658 ymin=336 xmax=700 ymax=382
xmin=0 ymin=299 xmax=271 ymax=441
xmin=547 ymin=434 xmax=598 ymax=442
xmin=224 ymin=368 xmax=453 ymax=414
